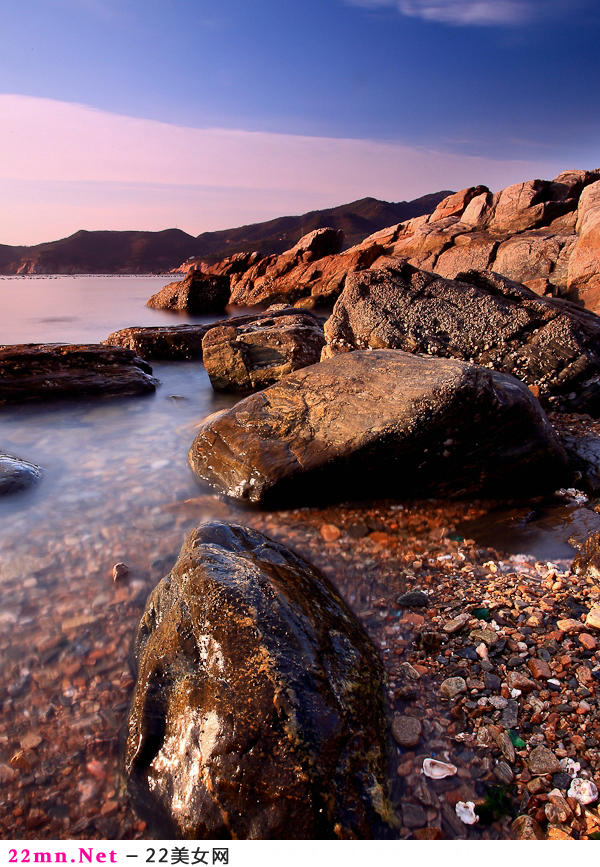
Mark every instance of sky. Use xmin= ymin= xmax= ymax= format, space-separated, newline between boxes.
xmin=1 ymin=0 xmax=599 ymax=245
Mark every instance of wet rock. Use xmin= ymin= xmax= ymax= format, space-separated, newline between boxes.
xmin=512 ymin=815 xmax=545 ymax=840
xmin=202 ymin=312 xmax=325 ymax=393
xmin=0 ymin=344 xmax=157 ymax=404
xmin=440 ymin=676 xmax=467 ymax=700
xmin=494 ymin=761 xmax=514 ymax=785
xmin=146 ymin=271 xmax=230 ymax=314
xmin=401 ymin=802 xmax=427 ymax=829
xmin=188 ymin=350 xmax=567 ymax=506
xmin=396 ymin=590 xmax=429 ymax=608
xmin=391 ymin=715 xmax=422 ymax=748
xmin=572 ymin=530 xmax=600 ymax=581
xmin=124 ymin=522 xmax=392 ymax=839
xmin=323 ymin=262 xmax=600 ymax=414
xmin=0 ymin=454 xmax=42 ymax=495
xmin=528 ymin=746 xmax=562 ymax=776
xmin=105 ymin=307 xmax=307 ymax=360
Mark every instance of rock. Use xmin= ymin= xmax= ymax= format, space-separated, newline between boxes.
xmin=440 ymin=677 xmax=467 ymax=700
xmin=528 ymin=746 xmax=562 ymax=776
xmin=188 ymin=350 xmax=567 ymax=506
xmin=572 ymin=531 xmax=600 ymax=581
xmin=401 ymin=802 xmax=428 ymax=829
xmin=528 ymin=658 xmax=552 ymax=680
xmin=443 ymin=613 xmax=471 ymax=634
xmin=322 ymin=261 xmax=600 ymax=414
xmin=112 ymin=563 xmax=129 ymax=583
xmin=568 ymin=180 xmax=600 ymax=311
xmin=320 ymin=523 xmax=341 ymax=542
xmin=124 ymin=522 xmax=392 ymax=839
xmin=494 ymin=761 xmax=514 ymax=785
xmin=0 ymin=454 xmax=42 ymax=495
xmin=587 ymin=608 xmax=600 ymax=630
xmin=396 ymin=590 xmax=429 ymax=608
xmin=391 ymin=715 xmax=422 ymax=748
xmin=104 ymin=307 xmax=312 ymax=360
xmin=0 ymin=344 xmax=157 ymax=404
xmin=567 ymin=777 xmax=598 ymax=805
xmin=506 ymin=672 xmax=537 ymax=693
xmin=454 ymin=801 xmax=479 ymax=825
xmin=146 ymin=271 xmax=230 ymax=314
xmin=511 ymin=815 xmax=545 ymax=840
xmin=429 ymin=186 xmax=489 ymax=223
xmin=202 ymin=312 xmax=325 ymax=393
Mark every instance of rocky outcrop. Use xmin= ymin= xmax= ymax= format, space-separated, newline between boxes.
xmin=124 ymin=521 xmax=391 ymax=839
xmin=322 ymin=262 xmax=600 ymax=414
xmin=188 ymin=350 xmax=567 ymax=506
xmin=104 ymin=307 xmax=321 ymax=360
xmin=146 ymin=271 xmax=230 ymax=314
xmin=204 ymin=170 xmax=600 ymax=313
xmin=0 ymin=344 xmax=157 ymax=404
xmin=0 ymin=454 xmax=42 ymax=495
xmin=202 ymin=312 xmax=325 ymax=392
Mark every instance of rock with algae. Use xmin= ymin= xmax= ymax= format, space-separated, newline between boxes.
xmin=124 ymin=521 xmax=392 ymax=839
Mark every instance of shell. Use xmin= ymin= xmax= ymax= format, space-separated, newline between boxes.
xmin=422 ymin=758 xmax=458 ymax=779
xmin=455 ymin=801 xmax=479 ymax=825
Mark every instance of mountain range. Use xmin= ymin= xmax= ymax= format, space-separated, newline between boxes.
xmin=0 ymin=192 xmax=451 ymax=275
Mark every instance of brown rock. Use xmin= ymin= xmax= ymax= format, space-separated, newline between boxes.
xmin=0 ymin=344 xmax=157 ymax=405
xmin=320 ymin=523 xmax=341 ymax=542
xmin=323 ymin=261 xmax=600 ymax=414
xmin=528 ymin=746 xmax=562 ymax=776
xmin=188 ymin=350 xmax=567 ymax=505
xmin=528 ymin=658 xmax=552 ymax=680
xmin=124 ymin=522 xmax=392 ymax=839
xmin=579 ymin=633 xmax=597 ymax=650
xmin=507 ymin=671 xmax=537 ymax=693
xmin=440 ymin=677 xmax=467 ymax=700
xmin=146 ymin=270 xmax=230 ymax=314
xmin=202 ymin=312 xmax=325 ymax=393
xmin=391 ymin=715 xmax=422 ymax=748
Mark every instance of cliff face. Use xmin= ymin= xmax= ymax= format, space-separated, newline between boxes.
xmin=0 ymin=193 xmax=451 ymax=275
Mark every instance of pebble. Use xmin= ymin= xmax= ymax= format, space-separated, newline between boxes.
xmin=112 ymin=562 xmax=129 ymax=582
xmin=585 ymin=607 xmax=600 ymax=630
xmin=512 ymin=815 xmax=545 ymax=840
xmin=568 ymin=777 xmax=599 ymax=805
xmin=443 ymin=613 xmax=471 ymax=634
xmin=320 ymin=523 xmax=341 ymax=542
xmin=397 ymin=590 xmax=429 ymax=608
xmin=494 ymin=761 xmax=514 ymax=785
xmin=528 ymin=746 xmax=562 ymax=776
xmin=391 ymin=714 xmax=422 ymax=748
xmin=440 ymin=676 xmax=467 ymax=700
xmin=527 ymin=657 xmax=551 ymax=680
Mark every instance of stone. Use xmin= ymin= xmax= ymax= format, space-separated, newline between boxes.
xmin=146 ymin=271 xmax=230 ymax=314
xmin=528 ymin=658 xmax=552 ymax=679
xmin=323 ymin=261 xmax=600 ymax=414
xmin=511 ymin=815 xmax=545 ymax=840
xmin=391 ymin=715 xmax=422 ymax=748
xmin=112 ymin=563 xmax=129 ymax=583
xmin=494 ymin=761 xmax=514 ymax=785
xmin=443 ymin=613 xmax=471 ymax=634
xmin=188 ymin=350 xmax=567 ymax=506
xmin=585 ymin=607 xmax=600 ymax=631
xmin=567 ymin=777 xmax=598 ymax=805
xmin=0 ymin=454 xmax=42 ymax=496
xmin=202 ymin=312 xmax=325 ymax=393
xmin=568 ymin=180 xmax=600 ymax=311
xmin=429 ymin=186 xmax=489 ymax=223
xmin=0 ymin=344 xmax=157 ymax=405
xmin=320 ymin=523 xmax=341 ymax=542
xmin=579 ymin=633 xmax=597 ymax=650
xmin=572 ymin=531 xmax=600 ymax=581
xmin=124 ymin=522 xmax=392 ymax=839
xmin=506 ymin=672 xmax=537 ymax=693
xmin=528 ymin=746 xmax=562 ymax=776
xmin=440 ymin=677 xmax=467 ymax=700
xmin=104 ymin=307 xmax=311 ymax=360
xmin=396 ymin=590 xmax=429 ymax=608
xmin=401 ymin=802 xmax=428 ymax=829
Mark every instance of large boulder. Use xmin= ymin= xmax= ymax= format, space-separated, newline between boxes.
xmin=188 ymin=350 xmax=567 ymax=505
xmin=0 ymin=454 xmax=42 ymax=495
xmin=104 ymin=307 xmax=316 ymax=360
xmin=0 ymin=344 xmax=157 ymax=404
xmin=124 ymin=522 xmax=391 ymax=839
xmin=146 ymin=271 xmax=230 ymax=314
xmin=202 ymin=311 xmax=325 ymax=392
xmin=568 ymin=180 xmax=600 ymax=311
xmin=323 ymin=262 xmax=600 ymax=414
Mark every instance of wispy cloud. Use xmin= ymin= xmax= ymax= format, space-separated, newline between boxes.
xmin=347 ymin=0 xmax=560 ymax=26
xmin=0 ymin=94 xmax=565 ymax=245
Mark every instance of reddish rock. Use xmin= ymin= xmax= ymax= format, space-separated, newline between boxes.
xmin=146 ymin=270 xmax=230 ymax=314
xmin=429 ymin=186 xmax=489 ymax=223
xmin=528 ymin=658 xmax=552 ymax=680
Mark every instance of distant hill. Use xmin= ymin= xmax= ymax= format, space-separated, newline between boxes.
xmin=0 ymin=192 xmax=452 ymax=275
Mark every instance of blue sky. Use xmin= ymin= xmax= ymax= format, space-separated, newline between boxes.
xmin=1 ymin=0 xmax=598 ymax=244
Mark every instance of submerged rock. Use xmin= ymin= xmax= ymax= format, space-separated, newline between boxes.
xmin=202 ymin=311 xmax=325 ymax=392
xmin=146 ymin=270 xmax=230 ymax=314
xmin=124 ymin=522 xmax=391 ymax=839
xmin=0 ymin=454 xmax=42 ymax=495
xmin=0 ymin=344 xmax=157 ymax=404
xmin=323 ymin=262 xmax=600 ymax=414
xmin=188 ymin=349 xmax=567 ymax=506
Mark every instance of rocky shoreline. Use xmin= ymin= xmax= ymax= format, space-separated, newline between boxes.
xmin=1 ymin=168 xmax=600 ymax=840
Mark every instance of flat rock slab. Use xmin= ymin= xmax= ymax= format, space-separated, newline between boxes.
xmin=104 ymin=307 xmax=320 ymax=360
xmin=188 ymin=349 xmax=567 ymax=505
xmin=0 ymin=454 xmax=42 ymax=495
xmin=124 ymin=521 xmax=391 ymax=839
xmin=146 ymin=271 xmax=230 ymax=314
xmin=202 ymin=312 xmax=325 ymax=392
xmin=323 ymin=262 xmax=600 ymax=414
xmin=0 ymin=344 xmax=157 ymax=405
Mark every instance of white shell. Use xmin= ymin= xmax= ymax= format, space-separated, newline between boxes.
xmin=422 ymin=758 xmax=458 ymax=779
xmin=455 ymin=801 xmax=479 ymax=825
xmin=568 ymin=777 xmax=598 ymax=805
